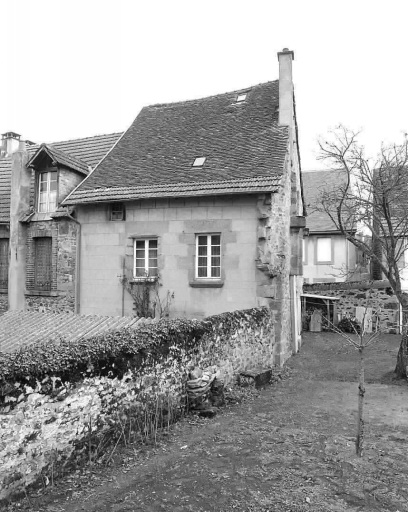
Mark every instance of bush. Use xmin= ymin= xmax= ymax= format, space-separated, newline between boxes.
xmin=337 ymin=316 xmax=361 ymax=334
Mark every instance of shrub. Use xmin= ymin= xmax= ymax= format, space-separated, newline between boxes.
xmin=337 ymin=316 xmax=361 ymax=334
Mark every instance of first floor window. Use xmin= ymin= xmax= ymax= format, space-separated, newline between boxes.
xmin=196 ymin=234 xmax=221 ymax=278
xmin=134 ymin=239 xmax=158 ymax=277
xmin=34 ymin=237 xmax=52 ymax=290
xmin=0 ymin=238 xmax=8 ymax=288
xmin=110 ymin=202 xmax=125 ymax=221
xmin=316 ymin=237 xmax=332 ymax=264
xmin=38 ymin=171 xmax=57 ymax=212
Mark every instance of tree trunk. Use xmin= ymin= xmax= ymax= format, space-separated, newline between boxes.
xmin=356 ymin=347 xmax=365 ymax=457
xmin=395 ymin=304 xmax=408 ymax=378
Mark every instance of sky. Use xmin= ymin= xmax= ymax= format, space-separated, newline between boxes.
xmin=2 ymin=0 xmax=408 ymax=170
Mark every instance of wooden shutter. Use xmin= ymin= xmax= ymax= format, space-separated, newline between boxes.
xmin=34 ymin=237 xmax=52 ymax=290
xmin=0 ymin=239 xmax=8 ymax=288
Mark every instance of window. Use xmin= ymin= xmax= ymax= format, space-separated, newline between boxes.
xmin=192 ymin=157 xmax=206 ymax=167
xmin=236 ymin=93 xmax=247 ymax=103
xmin=0 ymin=239 xmax=8 ymax=288
xmin=34 ymin=237 xmax=52 ymax=290
xmin=133 ymin=239 xmax=158 ymax=278
xmin=110 ymin=202 xmax=125 ymax=221
xmin=196 ymin=234 xmax=221 ymax=278
xmin=38 ymin=171 xmax=57 ymax=212
xmin=316 ymin=237 xmax=332 ymax=264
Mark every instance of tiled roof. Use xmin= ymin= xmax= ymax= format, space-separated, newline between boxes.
xmin=65 ymin=176 xmax=282 ymax=204
xmin=28 ymin=144 xmax=91 ymax=175
xmin=0 ymin=159 xmax=11 ymax=222
xmin=0 ymin=311 xmax=148 ymax=354
xmin=303 ymin=170 xmax=349 ymax=233
xmin=0 ymin=133 xmax=121 ymax=224
xmin=64 ymin=81 xmax=288 ymax=204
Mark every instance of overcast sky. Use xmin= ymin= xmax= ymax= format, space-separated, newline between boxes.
xmin=2 ymin=0 xmax=407 ymax=170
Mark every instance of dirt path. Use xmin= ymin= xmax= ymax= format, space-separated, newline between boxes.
xmin=7 ymin=333 xmax=408 ymax=512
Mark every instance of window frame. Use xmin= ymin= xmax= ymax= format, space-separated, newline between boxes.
xmin=195 ymin=233 xmax=221 ymax=280
xmin=37 ymin=171 xmax=58 ymax=213
xmin=109 ymin=202 xmax=126 ymax=221
xmin=315 ymin=236 xmax=333 ymax=265
xmin=133 ymin=238 xmax=158 ymax=280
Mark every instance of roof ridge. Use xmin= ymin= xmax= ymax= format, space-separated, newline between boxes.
xmin=146 ymin=80 xmax=278 ymax=110
xmin=47 ymin=132 xmax=123 ymax=146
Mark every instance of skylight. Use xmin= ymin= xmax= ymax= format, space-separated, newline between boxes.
xmin=193 ymin=157 xmax=206 ymax=167
xmin=236 ymin=93 xmax=247 ymax=103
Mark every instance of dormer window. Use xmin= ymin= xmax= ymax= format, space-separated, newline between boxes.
xmin=236 ymin=93 xmax=247 ymax=103
xmin=38 ymin=171 xmax=57 ymax=213
xmin=193 ymin=157 xmax=206 ymax=167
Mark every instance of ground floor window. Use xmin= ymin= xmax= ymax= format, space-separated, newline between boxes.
xmin=196 ymin=234 xmax=221 ymax=278
xmin=0 ymin=238 xmax=8 ymax=288
xmin=34 ymin=237 xmax=52 ymax=290
xmin=133 ymin=238 xmax=158 ymax=278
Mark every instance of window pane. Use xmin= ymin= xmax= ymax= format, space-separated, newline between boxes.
xmin=48 ymin=190 xmax=57 ymax=211
xmin=211 ymin=235 xmax=220 ymax=245
xmin=149 ymin=240 xmax=158 ymax=248
xmin=198 ymin=235 xmax=207 ymax=246
xmin=317 ymin=238 xmax=332 ymax=262
xmin=211 ymin=267 xmax=221 ymax=278
xmin=198 ymin=256 xmax=207 ymax=267
xmin=136 ymin=240 xmax=145 ymax=249
xmin=148 ymin=249 xmax=157 ymax=258
xmin=198 ymin=267 xmax=207 ymax=277
xmin=135 ymin=249 xmax=145 ymax=259
xmin=149 ymin=267 xmax=158 ymax=276
xmin=211 ymin=245 xmax=220 ymax=256
xmin=148 ymin=258 xmax=157 ymax=269
xmin=135 ymin=267 xmax=146 ymax=276
xmin=211 ymin=256 xmax=220 ymax=267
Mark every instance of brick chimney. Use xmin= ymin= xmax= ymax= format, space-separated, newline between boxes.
xmin=277 ymin=48 xmax=295 ymax=127
xmin=0 ymin=132 xmax=21 ymax=157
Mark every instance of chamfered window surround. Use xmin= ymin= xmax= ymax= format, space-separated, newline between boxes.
xmin=315 ymin=237 xmax=333 ymax=264
xmin=196 ymin=234 xmax=221 ymax=279
xmin=38 ymin=171 xmax=57 ymax=213
xmin=133 ymin=238 xmax=158 ymax=278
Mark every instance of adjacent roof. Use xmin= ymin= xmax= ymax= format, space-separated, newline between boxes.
xmin=28 ymin=144 xmax=91 ymax=175
xmin=64 ymin=81 xmax=289 ymax=205
xmin=0 ymin=310 xmax=149 ymax=354
xmin=0 ymin=133 xmax=122 ymax=223
xmin=303 ymin=170 xmax=350 ymax=233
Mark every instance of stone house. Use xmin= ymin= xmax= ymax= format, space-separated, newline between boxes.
xmin=62 ymin=48 xmax=305 ymax=364
xmin=302 ymin=169 xmax=368 ymax=284
xmin=0 ymin=132 xmax=121 ymax=314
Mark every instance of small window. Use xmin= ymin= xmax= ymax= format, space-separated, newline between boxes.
xmin=192 ymin=157 xmax=206 ymax=167
xmin=34 ymin=237 xmax=52 ymax=290
xmin=110 ymin=202 xmax=126 ymax=221
xmin=0 ymin=238 xmax=9 ymax=288
xmin=316 ymin=237 xmax=332 ymax=264
xmin=133 ymin=239 xmax=158 ymax=278
xmin=196 ymin=234 xmax=221 ymax=279
xmin=38 ymin=171 xmax=57 ymax=213
xmin=236 ymin=93 xmax=247 ymax=103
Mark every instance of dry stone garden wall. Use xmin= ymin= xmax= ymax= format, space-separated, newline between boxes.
xmin=304 ymin=280 xmax=400 ymax=333
xmin=0 ymin=307 xmax=276 ymax=503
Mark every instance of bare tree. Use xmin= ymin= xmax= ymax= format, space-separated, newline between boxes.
xmin=316 ymin=125 xmax=408 ymax=378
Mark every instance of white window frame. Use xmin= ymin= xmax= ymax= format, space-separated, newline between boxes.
xmin=133 ymin=238 xmax=158 ymax=279
xmin=38 ymin=171 xmax=57 ymax=213
xmin=195 ymin=233 xmax=221 ymax=279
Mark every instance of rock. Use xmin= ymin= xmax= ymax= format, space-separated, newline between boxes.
xmin=189 ymin=367 xmax=203 ymax=380
xmin=209 ymin=378 xmax=225 ymax=407
xmin=197 ymin=407 xmax=217 ymax=418
xmin=239 ymin=368 xmax=273 ymax=389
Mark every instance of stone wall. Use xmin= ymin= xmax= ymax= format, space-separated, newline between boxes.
xmin=303 ymin=280 xmax=400 ymax=334
xmin=25 ymin=293 xmax=75 ymax=314
xmin=0 ymin=292 xmax=7 ymax=314
xmin=0 ymin=308 xmax=276 ymax=502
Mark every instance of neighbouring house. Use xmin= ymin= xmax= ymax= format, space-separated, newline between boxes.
xmin=62 ymin=48 xmax=305 ymax=364
xmin=302 ymin=169 xmax=368 ymax=284
xmin=0 ymin=131 xmax=121 ymax=315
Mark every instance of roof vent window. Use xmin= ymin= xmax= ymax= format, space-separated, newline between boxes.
xmin=192 ymin=157 xmax=206 ymax=167
xmin=236 ymin=93 xmax=247 ymax=103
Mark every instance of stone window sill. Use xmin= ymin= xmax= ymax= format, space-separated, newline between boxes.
xmin=25 ymin=290 xmax=59 ymax=297
xmin=189 ymin=280 xmax=224 ymax=288
xmin=130 ymin=277 xmax=158 ymax=284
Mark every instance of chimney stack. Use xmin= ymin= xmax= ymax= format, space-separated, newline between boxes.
xmin=277 ymin=48 xmax=295 ymax=127
xmin=0 ymin=132 xmax=21 ymax=157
